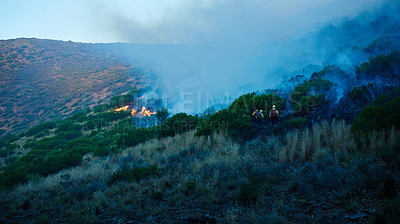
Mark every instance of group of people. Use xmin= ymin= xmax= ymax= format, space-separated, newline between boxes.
xmin=252 ymin=105 xmax=279 ymax=127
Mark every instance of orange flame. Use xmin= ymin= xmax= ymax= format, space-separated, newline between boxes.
xmin=114 ymin=105 xmax=156 ymax=117
xmin=114 ymin=105 xmax=129 ymax=113
xmin=139 ymin=106 xmax=157 ymax=117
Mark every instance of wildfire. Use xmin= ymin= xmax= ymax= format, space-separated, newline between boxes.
xmin=139 ymin=106 xmax=157 ymax=117
xmin=114 ymin=105 xmax=129 ymax=112
xmin=115 ymin=105 xmax=156 ymax=117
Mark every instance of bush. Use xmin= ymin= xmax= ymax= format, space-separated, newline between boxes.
xmin=0 ymin=149 xmax=12 ymax=158
xmin=0 ymin=168 xmax=27 ymax=188
xmin=290 ymin=77 xmax=334 ymax=117
xmin=26 ymin=122 xmax=56 ymax=137
xmin=228 ymin=92 xmax=286 ymax=115
xmin=70 ymin=108 xmax=91 ymax=121
xmin=159 ymin=113 xmax=199 ymax=138
xmin=351 ymin=95 xmax=400 ymax=136
xmin=107 ymin=165 xmax=159 ymax=185
xmin=283 ymin=116 xmax=307 ymax=129
xmin=356 ymin=51 xmax=400 ymax=85
xmin=35 ymin=149 xmax=82 ymax=176
xmin=196 ymin=109 xmax=255 ymax=140
xmin=92 ymin=111 xmax=131 ymax=123
xmin=55 ymin=120 xmax=82 ymax=133
xmin=93 ymin=104 xmax=109 ymax=113
xmin=109 ymin=94 xmax=134 ymax=108
xmin=83 ymin=118 xmax=105 ymax=130
xmin=117 ymin=127 xmax=156 ymax=147
xmin=156 ymin=107 xmax=169 ymax=125
xmin=237 ymin=173 xmax=273 ymax=205
xmin=32 ymin=137 xmax=66 ymax=150
xmin=348 ymin=82 xmax=380 ymax=108
xmin=0 ymin=134 xmax=18 ymax=148
xmin=55 ymin=130 xmax=83 ymax=140
xmin=34 ymin=130 xmax=50 ymax=138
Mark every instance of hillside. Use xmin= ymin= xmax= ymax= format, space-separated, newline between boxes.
xmin=0 ymin=46 xmax=399 ymax=222
xmin=0 ymin=83 xmax=399 ymax=223
xmin=0 ymin=38 xmax=154 ymax=136
xmin=0 ymin=2 xmax=400 ymax=223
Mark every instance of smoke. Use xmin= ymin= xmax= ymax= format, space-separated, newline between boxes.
xmin=93 ymin=0 xmax=391 ymax=114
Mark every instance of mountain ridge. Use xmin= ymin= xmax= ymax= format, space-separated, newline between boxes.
xmin=0 ymin=38 xmax=154 ymax=136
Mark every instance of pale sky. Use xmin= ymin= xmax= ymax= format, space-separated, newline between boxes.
xmin=0 ymin=0 xmax=384 ymax=43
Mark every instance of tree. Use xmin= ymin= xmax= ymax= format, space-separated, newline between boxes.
xmin=156 ymin=108 xmax=169 ymax=125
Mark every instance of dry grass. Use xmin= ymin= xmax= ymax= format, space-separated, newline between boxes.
xmin=1 ymin=121 xmax=396 ymax=223
xmin=280 ymin=120 xmax=356 ymax=162
xmin=0 ymin=130 xmax=250 ymax=222
xmin=363 ymin=126 xmax=400 ymax=154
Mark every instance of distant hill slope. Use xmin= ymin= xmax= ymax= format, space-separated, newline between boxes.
xmin=0 ymin=38 xmax=153 ymax=136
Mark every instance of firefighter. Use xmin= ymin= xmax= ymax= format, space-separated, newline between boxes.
xmin=269 ymin=105 xmax=279 ymax=127
xmin=252 ymin=109 xmax=260 ymax=126
xmin=259 ymin=110 xmax=265 ymax=126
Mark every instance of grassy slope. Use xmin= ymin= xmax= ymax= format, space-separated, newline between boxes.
xmin=0 ymin=120 xmax=398 ymax=223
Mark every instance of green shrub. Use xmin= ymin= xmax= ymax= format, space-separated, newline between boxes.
xmin=34 ymin=130 xmax=50 ymax=138
xmin=159 ymin=113 xmax=199 ymax=138
xmin=109 ymin=94 xmax=134 ymax=108
xmin=55 ymin=130 xmax=83 ymax=140
xmin=35 ymin=149 xmax=82 ymax=176
xmin=23 ymin=139 xmax=37 ymax=149
xmin=66 ymin=137 xmax=95 ymax=154
xmin=107 ymin=165 xmax=159 ymax=185
xmin=351 ymin=95 xmax=400 ymax=136
xmin=237 ymin=174 xmax=273 ymax=205
xmin=92 ymin=111 xmax=131 ymax=123
xmin=0 ymin=168 xmax=27 ymax=188
xmin=93 ymin=104 xmax=109 ymax=113
xmin=377 ymin=138 xmax=400 ymax=169
xmin=290 ymin=77 xmax=333 ymax=117
xmin=0 ymin=134 xmax=18 ymax=148
xmin=283 ymin=116 xmax=307 ymax=129
xmin=33 ymin=137 xmax=66 ymax=150
xmin=70 ymin=108 xmax=91 ymax=121
xmin=356 ymin=51 xmax=400 ymax=85
xmin=117 ymin=127 xmax=155 ymax=147
xmin=5 ymin=143 xmax=18 ymax=151
xmin=0 ymin=149 xmax=12 ymax=158
xmin=92 ymin=147 xmax=113 ymax=157
xmin=196 ymin=93 xmax=286 ymax=140
xmin=26 ymin=122 xmax=56 ymax=137
xmin=348 ymin=82 xmax=379 ymax=108
xmin=111 ymin=118 xmax=135 ymax=133
xmin=228 ymin=92 xmax=286 ymax=115
xmin=83 ymin=118 xmax=105 ymax=130
xmin=18 ymin=148 xmax=82 ymax=176
xmin=55 ymin=120 xmax=82 ymax=133
xmin=4 ymin=156 xmax=17 ymax=165
xmin=156 ymin=107 xmax=169 ymax=125
xmin=196 ymin=109 xmax=254 ymax=140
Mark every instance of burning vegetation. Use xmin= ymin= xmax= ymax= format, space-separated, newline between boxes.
xmin=115 ymin=105 xmax=157 ymax=117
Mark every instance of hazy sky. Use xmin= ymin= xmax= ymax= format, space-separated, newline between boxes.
xmin=0 ymin=0 xmax=384 ymax=44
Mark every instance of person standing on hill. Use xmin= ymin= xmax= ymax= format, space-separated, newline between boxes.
xmin=269 ymin=105 xmax=279 ymax=128
xmin=252 ymin=109 xmax=261 ymax=126
xmin=259 ymin=110 xmax=265 ymax=126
